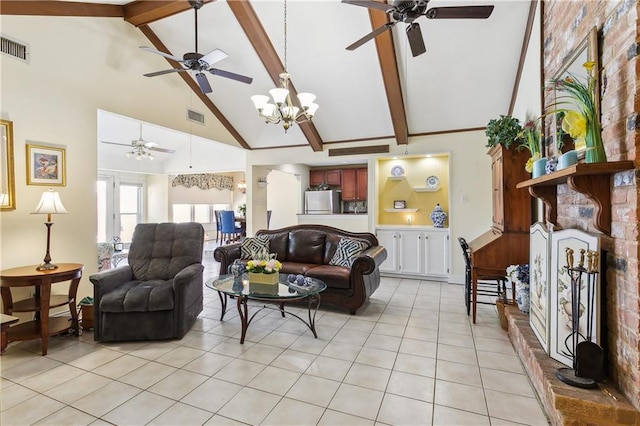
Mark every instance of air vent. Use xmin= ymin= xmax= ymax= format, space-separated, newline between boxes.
xmin=187 ymin=109 xmax=205 ymax=125
xmin=1 ymin=35 xmax=29 ymax=63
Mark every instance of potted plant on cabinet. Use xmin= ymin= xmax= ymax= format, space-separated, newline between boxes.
xmin=485 ymin=115 xmax=524 ymax=149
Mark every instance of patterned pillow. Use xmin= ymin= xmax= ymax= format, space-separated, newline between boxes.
xmin=329 ymin=238 xmax=369 ymax=268
xmin=241 ymin=235 xmax=271 ymax=259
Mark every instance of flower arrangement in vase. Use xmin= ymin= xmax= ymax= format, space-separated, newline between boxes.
xmin=549 ymin=61 xmax=606 ymax=163
xmin=517 ymin=118 xmax=543 ymax=176
xmin=246 ymin=248 xmax=282 ymax=285
xmin=507 ymin=263 xmax=530 ymax=313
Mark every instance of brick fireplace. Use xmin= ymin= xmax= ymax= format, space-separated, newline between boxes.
xmin=538 ymin=0 xmax=639 ymax=413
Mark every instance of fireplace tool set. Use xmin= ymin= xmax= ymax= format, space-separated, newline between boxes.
xmin=556 ymin=248 xmax=604 ymax=389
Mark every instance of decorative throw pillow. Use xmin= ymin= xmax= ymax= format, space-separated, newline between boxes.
xmin=241 ymin=235 xmax=271 ymax=259
xmin=329 ymin=238 xmax=369 ymax=268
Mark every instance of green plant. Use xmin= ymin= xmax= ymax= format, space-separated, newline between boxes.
xmin=238 ymin=203 xmax=246 ymax=217
xmin=485 ymin=115 xmax=524 ymax=148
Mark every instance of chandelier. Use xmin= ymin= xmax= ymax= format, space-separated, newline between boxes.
xmin=126 ymin=145 xmax=154 ymax=161
xmin=250 ymin=0 xmax=318 ymax=132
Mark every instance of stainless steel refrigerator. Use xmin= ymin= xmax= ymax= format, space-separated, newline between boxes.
xmin=304 ymin=190 xmax=341 ymax=214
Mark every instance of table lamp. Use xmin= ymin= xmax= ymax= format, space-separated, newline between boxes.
xmin=32 ymin=189 xmax=68 ymax=271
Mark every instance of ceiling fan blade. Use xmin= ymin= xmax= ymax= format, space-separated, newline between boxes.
xmin=195 ymin=72 xmax=213 ymax=93
xmin=342 ymin=0 xmax=393 ymax=13
xmin=425 ymin=5 xmax=494 ymax=19
xmin=140 ymin=46 xmax=184 ymax=62
xmin=144 ymin=68 xmax=186 ymax=78
xmin=209 ymin=68 xmax=253 ymax=84
xmin=406 ymin=22 xmax=426 ymax=57
xmin=200 ymin=48 xmax=228 ymax=67
xmin=148 ymin=146 xmax=176 ymax=154
xmin=101 ymin=140 xmax=132 ymax=147
xmin=346 ymin=22 xmax=396 ymax=51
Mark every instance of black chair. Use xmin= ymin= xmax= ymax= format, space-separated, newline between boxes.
xmin=89 ymin=222 xmax=204 ymax=342
xmin=214 ymin=210 xmax=223 ymax=244
xmin=458 ymin=237 xmax=512 ymax=318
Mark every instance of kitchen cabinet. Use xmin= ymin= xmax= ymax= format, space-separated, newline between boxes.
xmin=376 ymin=227 xmax=449 ymax=278
xmin=309 ymin=169 xmax=341 ymax=187
xmin=341 ymin=168 xmax=368 ymax=201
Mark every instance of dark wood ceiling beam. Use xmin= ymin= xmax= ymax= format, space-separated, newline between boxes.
xmin=138 ymin=24 xmax=251 ymax=150
xmin=124 ymin=0 xmax=214 ymax=27
xmin=227 ymin=0 xmax=323 ymax=152
xmin=0 ymin=1 xmax=123 ymax=17
xmin=370 ymin=10 xmax=408 ymax=146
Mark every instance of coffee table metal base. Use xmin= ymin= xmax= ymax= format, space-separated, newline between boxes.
xmin=217 ymin=292 xmax=321 ymax=344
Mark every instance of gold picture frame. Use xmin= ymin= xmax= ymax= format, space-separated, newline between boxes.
xmin=0 ymin=119 xmax=16 ymax=210
xmin=26 ymin=143 xmax=66 ymax=186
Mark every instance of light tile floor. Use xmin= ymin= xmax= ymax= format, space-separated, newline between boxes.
xmin=1 ymin=250 xmax=549 ymax=425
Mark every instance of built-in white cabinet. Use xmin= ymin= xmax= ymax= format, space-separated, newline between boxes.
xmin=376 ymin=227 xmax=449 ymax=279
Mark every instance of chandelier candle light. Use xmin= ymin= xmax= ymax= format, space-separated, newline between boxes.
xmin=32 ymin=188 xmax=68 ymax=271
xmin=250 ymin=0 xmax=318 ymax=132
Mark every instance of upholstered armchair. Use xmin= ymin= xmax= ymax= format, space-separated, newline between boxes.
xmin=89 ymin=222 xmax=204 ymax=342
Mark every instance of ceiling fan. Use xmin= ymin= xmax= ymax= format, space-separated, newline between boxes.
xmin=101 ymin=123 xmax=175 ymax=160
xmin=140 ymin=0 xmax=253 ymax=94
xmin=343 ymin=0 xmax=494 ymax=57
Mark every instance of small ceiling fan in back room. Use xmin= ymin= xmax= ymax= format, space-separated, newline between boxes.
xmin=101 ymin=123 xmax=175 ymax=161
xmin=343 ymin=0 xmax=494 ymax=57
xmin=140 ymin=0 xmax=253 ymax=93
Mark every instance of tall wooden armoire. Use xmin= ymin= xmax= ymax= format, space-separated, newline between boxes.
xmin=468 ymin=145 xmax=532 ymax=322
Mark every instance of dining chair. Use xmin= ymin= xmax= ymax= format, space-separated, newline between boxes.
xmin=220 ymin=210 xmax=243 ymax=244
xmin=214 ymin=210 xmax=223 ymax=244
xmin=458 ymin=237 xmax=512 ymax=318
xmin=267 ymin=210 xmax=272 ymax=229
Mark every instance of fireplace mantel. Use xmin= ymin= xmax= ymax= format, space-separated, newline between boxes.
xmin=516 ymin=161 xmax=634 ymax=235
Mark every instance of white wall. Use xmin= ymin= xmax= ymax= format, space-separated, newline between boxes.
xmin=266 ymin=169 xmax=300 ymax=230
xmin=0 ymin=15 xmax=240 ymax=303
xmin=248 ymin=132 xmax=493 ymax=282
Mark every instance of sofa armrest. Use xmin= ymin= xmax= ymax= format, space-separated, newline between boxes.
xmin=351 ymin=245 xmax=388 ymax=275
xmin=214 ymin=243 xmax=241 ymax=275
xmin=173 ymin=263 xmax=204 ymax=288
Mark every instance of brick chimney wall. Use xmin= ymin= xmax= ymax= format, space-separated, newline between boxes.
xmin=542 ymin=1 xmax=639 ymax=409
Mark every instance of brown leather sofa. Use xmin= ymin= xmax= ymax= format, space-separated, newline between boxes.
xmin=213 ymin=224 xmax=387 ymax=314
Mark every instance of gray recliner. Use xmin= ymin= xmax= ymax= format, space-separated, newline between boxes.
xmin=89 ymin=222 xmax=204 ymax=342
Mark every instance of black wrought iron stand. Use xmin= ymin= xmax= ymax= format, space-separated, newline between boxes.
xmin=556 ymin=248 xmax=600 ymax=389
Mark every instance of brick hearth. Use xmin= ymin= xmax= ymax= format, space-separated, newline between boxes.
xmin=504 ymin=305 xmax=639 ymax=425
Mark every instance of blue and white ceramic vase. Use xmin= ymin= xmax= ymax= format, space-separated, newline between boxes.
xmin=430 ymin=204 xmax=447 ymax=228
xmin=230 ymin=259 xmax=245 ymax=292
xmin=545 ymin=157 xmax=558 ymax=174
xmin=515 ymin=280 xmax=530 ymax=313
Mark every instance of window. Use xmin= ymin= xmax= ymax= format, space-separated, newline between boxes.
xmin=120 ymin=184 xmax=143 ymax=242
xmin=97 ymin=173 xmax=145 ymax=243
xmin=171 ymin=204 xmax=213 ymax=224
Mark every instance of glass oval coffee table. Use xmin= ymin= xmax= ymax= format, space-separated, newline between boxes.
xmin=205 ymin=274 xmax=327 ymax=344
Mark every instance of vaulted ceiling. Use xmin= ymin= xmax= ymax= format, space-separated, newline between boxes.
xmin=2 ymin=0 xmax=536 ymax=154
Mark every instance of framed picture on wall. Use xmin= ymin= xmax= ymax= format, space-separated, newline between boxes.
xmin=394 ymin=200 xmax=406 ymax=209
xmin=529 ymin=222 xmax=551 ymax=352
xmin=26 ymin=143 xmax=66 ymax=186
xmin=0 ymin=119 xmax=16 ymax=210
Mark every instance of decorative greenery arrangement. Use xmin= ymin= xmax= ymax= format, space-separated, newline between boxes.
xmin=238 ymin=203 xmax=246 ymax=217
xmin=246 ymin=249 xmax=282 ymax=274
xmin=485 ymin=115 xmax=524 ymax=148
xmin=518 ymin=118 xmax=542 ymax=173
xmin=549 ymin=61 xmax=606 ymax=163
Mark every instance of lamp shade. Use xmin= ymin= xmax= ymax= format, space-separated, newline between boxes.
xmin=297 ymin=93 xmax=316 ymax=108
xmin=32 ymin=189 xmax=68 ymax=215
xmin=269 ymin=88 xmax=289 ymax=105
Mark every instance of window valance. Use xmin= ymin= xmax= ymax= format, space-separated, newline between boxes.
xmin=171 ymin=174 xmax=234 ymax=191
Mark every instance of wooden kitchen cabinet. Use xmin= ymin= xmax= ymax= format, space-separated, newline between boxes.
xmin=309 ymin=169 xmax=341 ymax=187
xmin=341 ymin=168 xmax=368 ymax=201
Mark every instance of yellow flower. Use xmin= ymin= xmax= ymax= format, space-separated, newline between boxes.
xmin=525 ymin=152 xmax=541 ymax=173
xmin=583 ymin=61 xmax=595 ymax=73
xmin=561 ymin=110 xmax=586 ymax=139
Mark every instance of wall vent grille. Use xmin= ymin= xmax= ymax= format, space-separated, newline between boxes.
xmin=187 ymin=109 xmax=205 ymax=125
xmin=1 ymin=35 xmax=29 ymax=63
